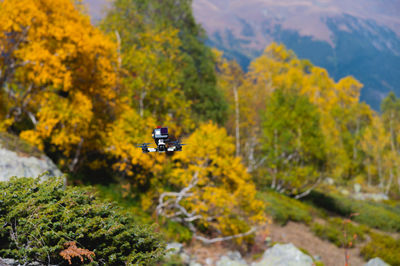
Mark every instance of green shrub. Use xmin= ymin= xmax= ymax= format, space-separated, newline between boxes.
xmin=95 ymin=184 xmax=193 ymax=243
xmin=361 ymin=232 xmax=400 ymax=266
xmin=257 ymin=190 xmax=313 ymax=225
xmin=0 ymin=177 xmax=165 ymax=265
xmin=311 ymin=218 xmax=366 ymax=248
xmin=303 ymin=191 xmax=400 ymax=232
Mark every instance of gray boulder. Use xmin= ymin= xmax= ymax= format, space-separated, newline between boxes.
xmin=0 ymin=258 xmax=51 ymax=266
xmin=365 ymin=257 xmax=390 ymax=266
xmin=353 ymin=192 xmax=389 ymax=202
xmin=216 ymin=251 xmax=248 ymax=266
xmin=166 ymin=242 xmax=183 ymax=255
xmin=251 ymin=243 xmax=313 ymax=266
xmin=0 ymin=148 xmax=62 ymax=181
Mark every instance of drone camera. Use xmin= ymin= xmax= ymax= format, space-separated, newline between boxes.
xmin=153 ymin=127 xmax=168 ymax=139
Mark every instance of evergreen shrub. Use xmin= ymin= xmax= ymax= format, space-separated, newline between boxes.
xmin=257 ymin=190 xmax=313 ymax=225
xmin=304 ymin=191 xmax=400 ymax=232
xmin=0 ymin=177 xmax=165 ymax=265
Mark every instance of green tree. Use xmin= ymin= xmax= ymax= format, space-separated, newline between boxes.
xmin=101 ymin=0 xmax=227 ymax=126
xmin=381 ymin=92 xmax=400 ymax=193
xmin=262 ymin=88 xmax=327 ymax=198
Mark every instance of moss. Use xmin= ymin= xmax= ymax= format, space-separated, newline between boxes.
xmin=0 ymin=132 xmax=42 ymax=158
xmin=360 ymin=232 xmax=400 ymax=266
xmin=0 ymin=177 xmax=165 ymax=265
xmin=257 ymin=190 xmax=314 ymax=225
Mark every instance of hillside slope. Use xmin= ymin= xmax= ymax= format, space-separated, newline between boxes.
xmin=192 ymin=0 xmax=400 ymax=110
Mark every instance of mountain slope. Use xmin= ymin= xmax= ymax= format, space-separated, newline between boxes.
xmin=82 ymin=0 xmax=400 ymax=110
xmin=193 ymin=0 xmax=400 ymax=109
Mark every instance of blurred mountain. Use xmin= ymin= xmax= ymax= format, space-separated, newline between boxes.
xmin=192 ymin=0 xmax=400 ymax=109
xmin=82 ymin=0 xmax=400 ymax=110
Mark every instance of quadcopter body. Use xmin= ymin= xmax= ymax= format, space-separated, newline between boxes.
xmin=137 ymin=127 xmax=186 ymax=153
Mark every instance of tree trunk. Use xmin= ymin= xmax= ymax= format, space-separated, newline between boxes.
xmin=385 ymin=168 xmax=393 ymax=195
xmin=139 ymin=90 xmax=146 ymax=117
xmin=233 ymin=85 xmax=240 ymax=157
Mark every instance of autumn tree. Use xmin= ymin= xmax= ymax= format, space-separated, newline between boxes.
xmin=0 ymin=0 xmax=120 ymax=173
xmin=380 ymin=92 xmax=400 ymax=193
xmin=215 ymin=50 xmax=245 ymax=157
xmin=262 ymin=88 xmax=327 ymax=198
xmin=244 ymin=43 xmax=376 ymax=185
xmin=101 ymin=0 xmax=227 ymax=128
xmin=156 ymin=123 xmax=265 ymax=242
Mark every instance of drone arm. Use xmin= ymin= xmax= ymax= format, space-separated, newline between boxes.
xmin=148 ymin=148 xmax=157 ymax=152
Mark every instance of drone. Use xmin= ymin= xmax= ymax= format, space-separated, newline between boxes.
xmin=136 ymin=127 xmax=186 ymax=153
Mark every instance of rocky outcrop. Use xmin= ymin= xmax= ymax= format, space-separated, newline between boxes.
xmin=165 ymin=242 xmax=315 ymax=266
xmin=216 ymin=251 xmax=247 ymax=266
xmin=365 ymin=257 xmax=390 ymax=266
xmin=0 ymin=133 xmax=62 ymax=181
xmin=0 ymin=258 xmax=50 ymax=266
xmin=251 ymin=243 xmax=313 ymax=266
xmin=0 ymin=148 xmax=62 ymax=181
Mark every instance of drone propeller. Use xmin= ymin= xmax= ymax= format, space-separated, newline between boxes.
xmin=135 ymin=143 xmax=151 ymax=148
xmin=169 ymin=141 xmax=187 ymax=147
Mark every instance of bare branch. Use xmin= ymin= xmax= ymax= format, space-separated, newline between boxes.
xmin=193 ymin=227 xmax=257 ymax=244
xmin=294 ymin=177 xmax=322 ymax=199
xmin=156 ymin=167 xmax=256 ymax=244
xmin=68 ymin=137 xmax=84 ymax=172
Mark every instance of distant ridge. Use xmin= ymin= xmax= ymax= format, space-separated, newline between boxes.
xmin=82 ymin=0 xmax=400 ymax=110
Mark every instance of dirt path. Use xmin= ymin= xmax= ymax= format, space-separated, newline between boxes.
xmin=268 ymin=221 xmax=365 ymax=266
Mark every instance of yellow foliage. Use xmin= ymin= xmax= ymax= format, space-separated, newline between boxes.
xmin=0 ymin=0 xmax=119 ymax=170
xmin=246 ymin=42 xmax=371 ymax=179
xmin=119 ymin=26 xmax=193 ymax=136
xmin=167 ymin=122 xmax=266 ymax=236
xmin=105 ymin=107 xmax=165 ymax=182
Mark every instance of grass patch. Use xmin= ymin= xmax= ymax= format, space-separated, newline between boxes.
xmin=303 ymin=191 xmax=400 ymax=232
xmin=360 ymin=232 xmax=400 ymax=266
xmin=257 ymin=190 xmax=314 ymax=225
xmin=311 ymin=218 xmax=367 ymax=248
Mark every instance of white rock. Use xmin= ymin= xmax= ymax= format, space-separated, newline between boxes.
xmin=216 ymin=255 xmax=248 ymax=266
xmin=0 ymin=148 xmax=62 ymax=182
xmin=354 ymin=183 xmax=362 ymax=193
xmin=180 ymin=252 xmax=191 ymax=264
xmin=353 ymin=193 xmax=389 ymax=202
xmin=216 ymin=251 xmax=248 ymax=266
xmin=251 ymin=243 xmax=313 ymax=266
xmin=364 ymin=257 xmax=390 ymax=266
xmin=324 ymin=177 xmax=335 ymax=185
xmin=166 ymin=242 xmax=183 ymax=254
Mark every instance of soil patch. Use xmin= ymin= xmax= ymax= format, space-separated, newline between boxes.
xmin=268 ymin=221 xmax=365 ymax=266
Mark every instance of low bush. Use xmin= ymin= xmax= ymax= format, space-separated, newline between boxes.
xmin=311 ymin=218 xmax=366 ymax=248
xmin=95 ymin=184 xmax=193 ymax=243
xmin=257 ymin=190 xmax=313 ymax=225
xmin=0 ymin=177 xmax=165 ymax=265
xmin=303 ymin=191 xmax=400 ymax=232
xmin=360 ymin=232 xmax=400 ymax=266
